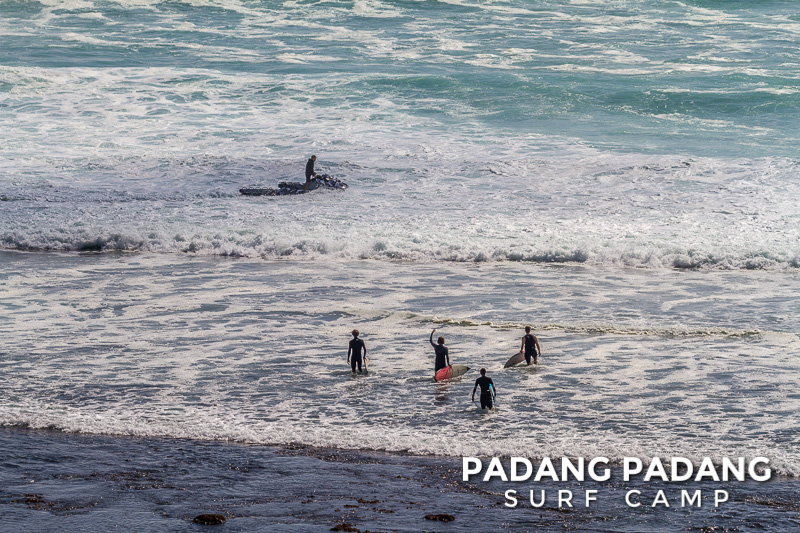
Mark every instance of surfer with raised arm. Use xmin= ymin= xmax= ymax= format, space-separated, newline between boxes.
xmin=430 ymin=328 xmax=450 ymax=375
xmin=520 ymin=326 xmax=541 ymax=365
xmin=348 ymin=329 xmax=367 ymax=373
xmin=304 ymin=155 xmax=318 ymax=192
xmin=472 ymin=368 xmax=496 ymax=409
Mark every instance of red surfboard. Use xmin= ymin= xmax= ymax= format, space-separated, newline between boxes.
xmin=434 ymin=364 xmax=470 ymax=382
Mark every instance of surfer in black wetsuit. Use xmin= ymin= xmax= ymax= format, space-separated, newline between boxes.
xmin=472 ymin=368 xmax=496 ymax=409
xmin=304 ymin=155 xmax=318 ymax=192
xmin=430 ymin=329 xmax=450 ymax=375
xmin=348 ymin=329 xmax=367 ymax=373
xmin=520 ymin=326 xmax=541 ymax=365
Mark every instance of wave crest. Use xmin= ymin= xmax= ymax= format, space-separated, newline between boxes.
xmin=3 ymin=230 xmax=798 ymax=271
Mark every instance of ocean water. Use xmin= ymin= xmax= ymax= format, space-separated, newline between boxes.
xmin=2 ymin=0 xmax=799 ymax=530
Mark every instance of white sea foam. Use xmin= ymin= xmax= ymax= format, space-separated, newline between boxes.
xmin=352 ymin=0 xmax=405 ymax=18
xmin=2 ymin=0 xmax=799 ymax=500
xmin=35 ymin=0 xmax=95 ymax=9
xmin=1 ymin=253 xmax=798 ymax=475
xmin=3 ymin=135 xmax=798 ymax=270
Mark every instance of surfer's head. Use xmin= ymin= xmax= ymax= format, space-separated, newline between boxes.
xmin=310 ymin=155 xmax=317 ymax=160
xmin=437 ymin=336 xmax=445 ymax=345
xmin=352 ymin=329 xmax=359 ymax=337
xmin=525 ymin=326 xmax=531 ymax=333
xmin=480 ymin=368 xmax=486 ymax=376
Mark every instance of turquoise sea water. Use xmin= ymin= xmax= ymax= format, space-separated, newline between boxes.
xmin=2 ymin=0 xmax=800 ymax=158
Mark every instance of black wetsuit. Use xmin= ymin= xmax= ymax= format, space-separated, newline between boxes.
xmin=305 ymin=158 xmax=316 ymax=183
xmin=474 ymin=376 xmax=495 ymax=409
xmin=523 ymin=334 xmax=538 ymax=364
xmin=349 ymin=338 xmax=366 ymax=372
xmin=430 ymin=339 xmax=449 ymax=373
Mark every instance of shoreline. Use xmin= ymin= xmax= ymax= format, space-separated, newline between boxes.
xmin=2 ymin=427 xmax=798 ymax=532
xmin=3 ymin=422 xmax=796 ymax=481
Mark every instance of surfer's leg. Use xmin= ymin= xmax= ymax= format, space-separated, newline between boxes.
xmin=480 ymin=393 xmax=492 ymax=409
xmin=351 ymin=357 xmax=357 ymax=373
xmin=524 ymin=352 xmax=532 ymax=366
xmin=356 ymin=355 xmax=362 ymax=372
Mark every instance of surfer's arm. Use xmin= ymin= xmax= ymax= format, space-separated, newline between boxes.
xmin=362 ymin=342 xmax=367 ymax=356
xmin=472 ymin=381 xmax=478 ymax=401
xmin=429 ymin=329 xmax=436 ymax=347
xmin=535 ymin=336 xmax=541 ymax=356
xmin=520 ymin=337 xmax=525 ymax=352
xmin=347 ymin=345 xmax=352 ymax=362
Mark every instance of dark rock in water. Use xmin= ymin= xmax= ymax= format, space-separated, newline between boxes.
xmin=239 ymin=187 xmax=279 ymax=196
xmin=193 ymin=514 xmax=226 ymax=525
xmin=240 ymin=174 xmax=348 ymax=196
xmin=330 ymin=523 xmax=359 ymax=531
xmin=424 ymin=513 xmax=455 ymax=522
xmin=13 ymin=494 xmax=54 ymax=510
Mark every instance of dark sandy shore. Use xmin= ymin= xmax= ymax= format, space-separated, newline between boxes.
xmin=1 ymin=427 xmax=797 ymax=532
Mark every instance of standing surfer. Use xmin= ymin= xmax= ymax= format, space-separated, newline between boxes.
xmin=348 ymin=329 xmax=367 ymax=373
xmin=520 ymin=326 xmax=541 ymax=365
xmin=304 ymin=155 xmax=318 ymax=192
xmin=472 ymin=368 xmax=496 ymax=409
xmin=429 ymin=329 xmax=450 ymax=375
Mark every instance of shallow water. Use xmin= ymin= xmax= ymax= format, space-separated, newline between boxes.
xmin=2 ymin=252 xmax=799 ymax=476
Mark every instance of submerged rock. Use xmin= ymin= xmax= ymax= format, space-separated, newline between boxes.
xmin=192 ymin=514 xmax=226 ymax=525
xmin=240 ymin=174 xmax=348 ymax=196
xmin=330 ymin=523 xmax=359 ymax=532
xmin=424 ymin=513 xmax=456 ymax=521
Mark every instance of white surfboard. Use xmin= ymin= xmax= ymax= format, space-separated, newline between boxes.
xmin=504 ymin=351 xmax=525 ymax=368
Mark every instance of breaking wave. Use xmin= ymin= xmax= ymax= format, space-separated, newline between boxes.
xmin=3 ymin=229 xmax=799 ymax=271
